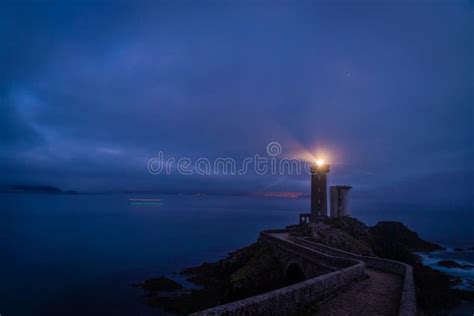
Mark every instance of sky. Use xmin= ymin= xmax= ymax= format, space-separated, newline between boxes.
xmin=0 ymin=1 xmax=472 ymax=210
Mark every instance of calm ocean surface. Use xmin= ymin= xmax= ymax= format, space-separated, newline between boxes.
xmin=1 ymin=193 xmax=473 ymax=315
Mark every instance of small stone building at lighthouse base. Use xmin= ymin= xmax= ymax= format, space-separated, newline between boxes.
xmin=330 ymin=185 xmax=352 ymax=218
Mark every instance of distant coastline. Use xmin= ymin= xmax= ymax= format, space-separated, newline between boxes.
xmin=1 ymin=184 xmax=78 ymax=195
xmin=0 ymin=186 xmax=312 ymax=199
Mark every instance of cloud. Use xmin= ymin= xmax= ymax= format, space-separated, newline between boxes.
xmin=0 ymin=0 xmax=471 ymax=211
xmin=0 ymin=89 xmax=43 ymax=146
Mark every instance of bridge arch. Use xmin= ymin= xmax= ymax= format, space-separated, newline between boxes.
xmin=284 ymin=260 xmax=305 ymax=284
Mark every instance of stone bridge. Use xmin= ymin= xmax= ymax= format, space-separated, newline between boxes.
xmin=192 ymin=229 xmax=416 ymax=316
xmin=261 ymin=231 xmax=364 ymax=283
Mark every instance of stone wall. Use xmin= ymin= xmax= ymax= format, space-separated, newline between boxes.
xmin=191 ymin=232 xmax=366 ymax=316
xmin=294 ymin=237 xmax=417 ymax=316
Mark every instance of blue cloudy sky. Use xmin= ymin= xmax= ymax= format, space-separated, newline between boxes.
xmin=0 ymin=1 xmax=472 ymax=209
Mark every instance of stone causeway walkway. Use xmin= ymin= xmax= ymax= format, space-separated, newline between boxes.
xmin=316 ymin=269 xmax=403 ymax=316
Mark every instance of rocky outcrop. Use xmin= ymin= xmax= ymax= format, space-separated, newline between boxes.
xmin=140 ymin=276 xmax=183 ymax=292
xmin=367 ymin=221 xmax=442 ymax=265
xmin=182 ymin=242 xmax=285 ymax=296
xmin=437 ymin=260 xmax=474 ymax=270
xmin=141 ymin=243 xmax=288 ymax=314
xmin=308 ymin=222 xmax=374 ymax=256
xmin=290 ymin=218 xmax=443 ymax=262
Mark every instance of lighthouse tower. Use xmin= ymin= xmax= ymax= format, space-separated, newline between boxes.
xmin=310 ymin=160 xmax=330 ymax=223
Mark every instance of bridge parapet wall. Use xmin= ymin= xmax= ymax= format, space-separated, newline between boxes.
xmin=294 ymin=237 xmax=416 ymax=316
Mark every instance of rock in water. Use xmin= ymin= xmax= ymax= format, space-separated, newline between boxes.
xmin=140 ymin=277 xmax=183 ymax=292
xmin=438 ymin=260 xmax=474 ymax=270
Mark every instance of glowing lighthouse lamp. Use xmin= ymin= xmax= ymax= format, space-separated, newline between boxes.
xmin=315 ymin=158 xmax=325 ymax=167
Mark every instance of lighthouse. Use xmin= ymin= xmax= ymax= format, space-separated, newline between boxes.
xmin=310 ymin=159 xmax=330 ymax=223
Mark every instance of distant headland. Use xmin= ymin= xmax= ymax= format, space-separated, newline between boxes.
xmin=2 ymin=184 xmax=78 ymax=195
